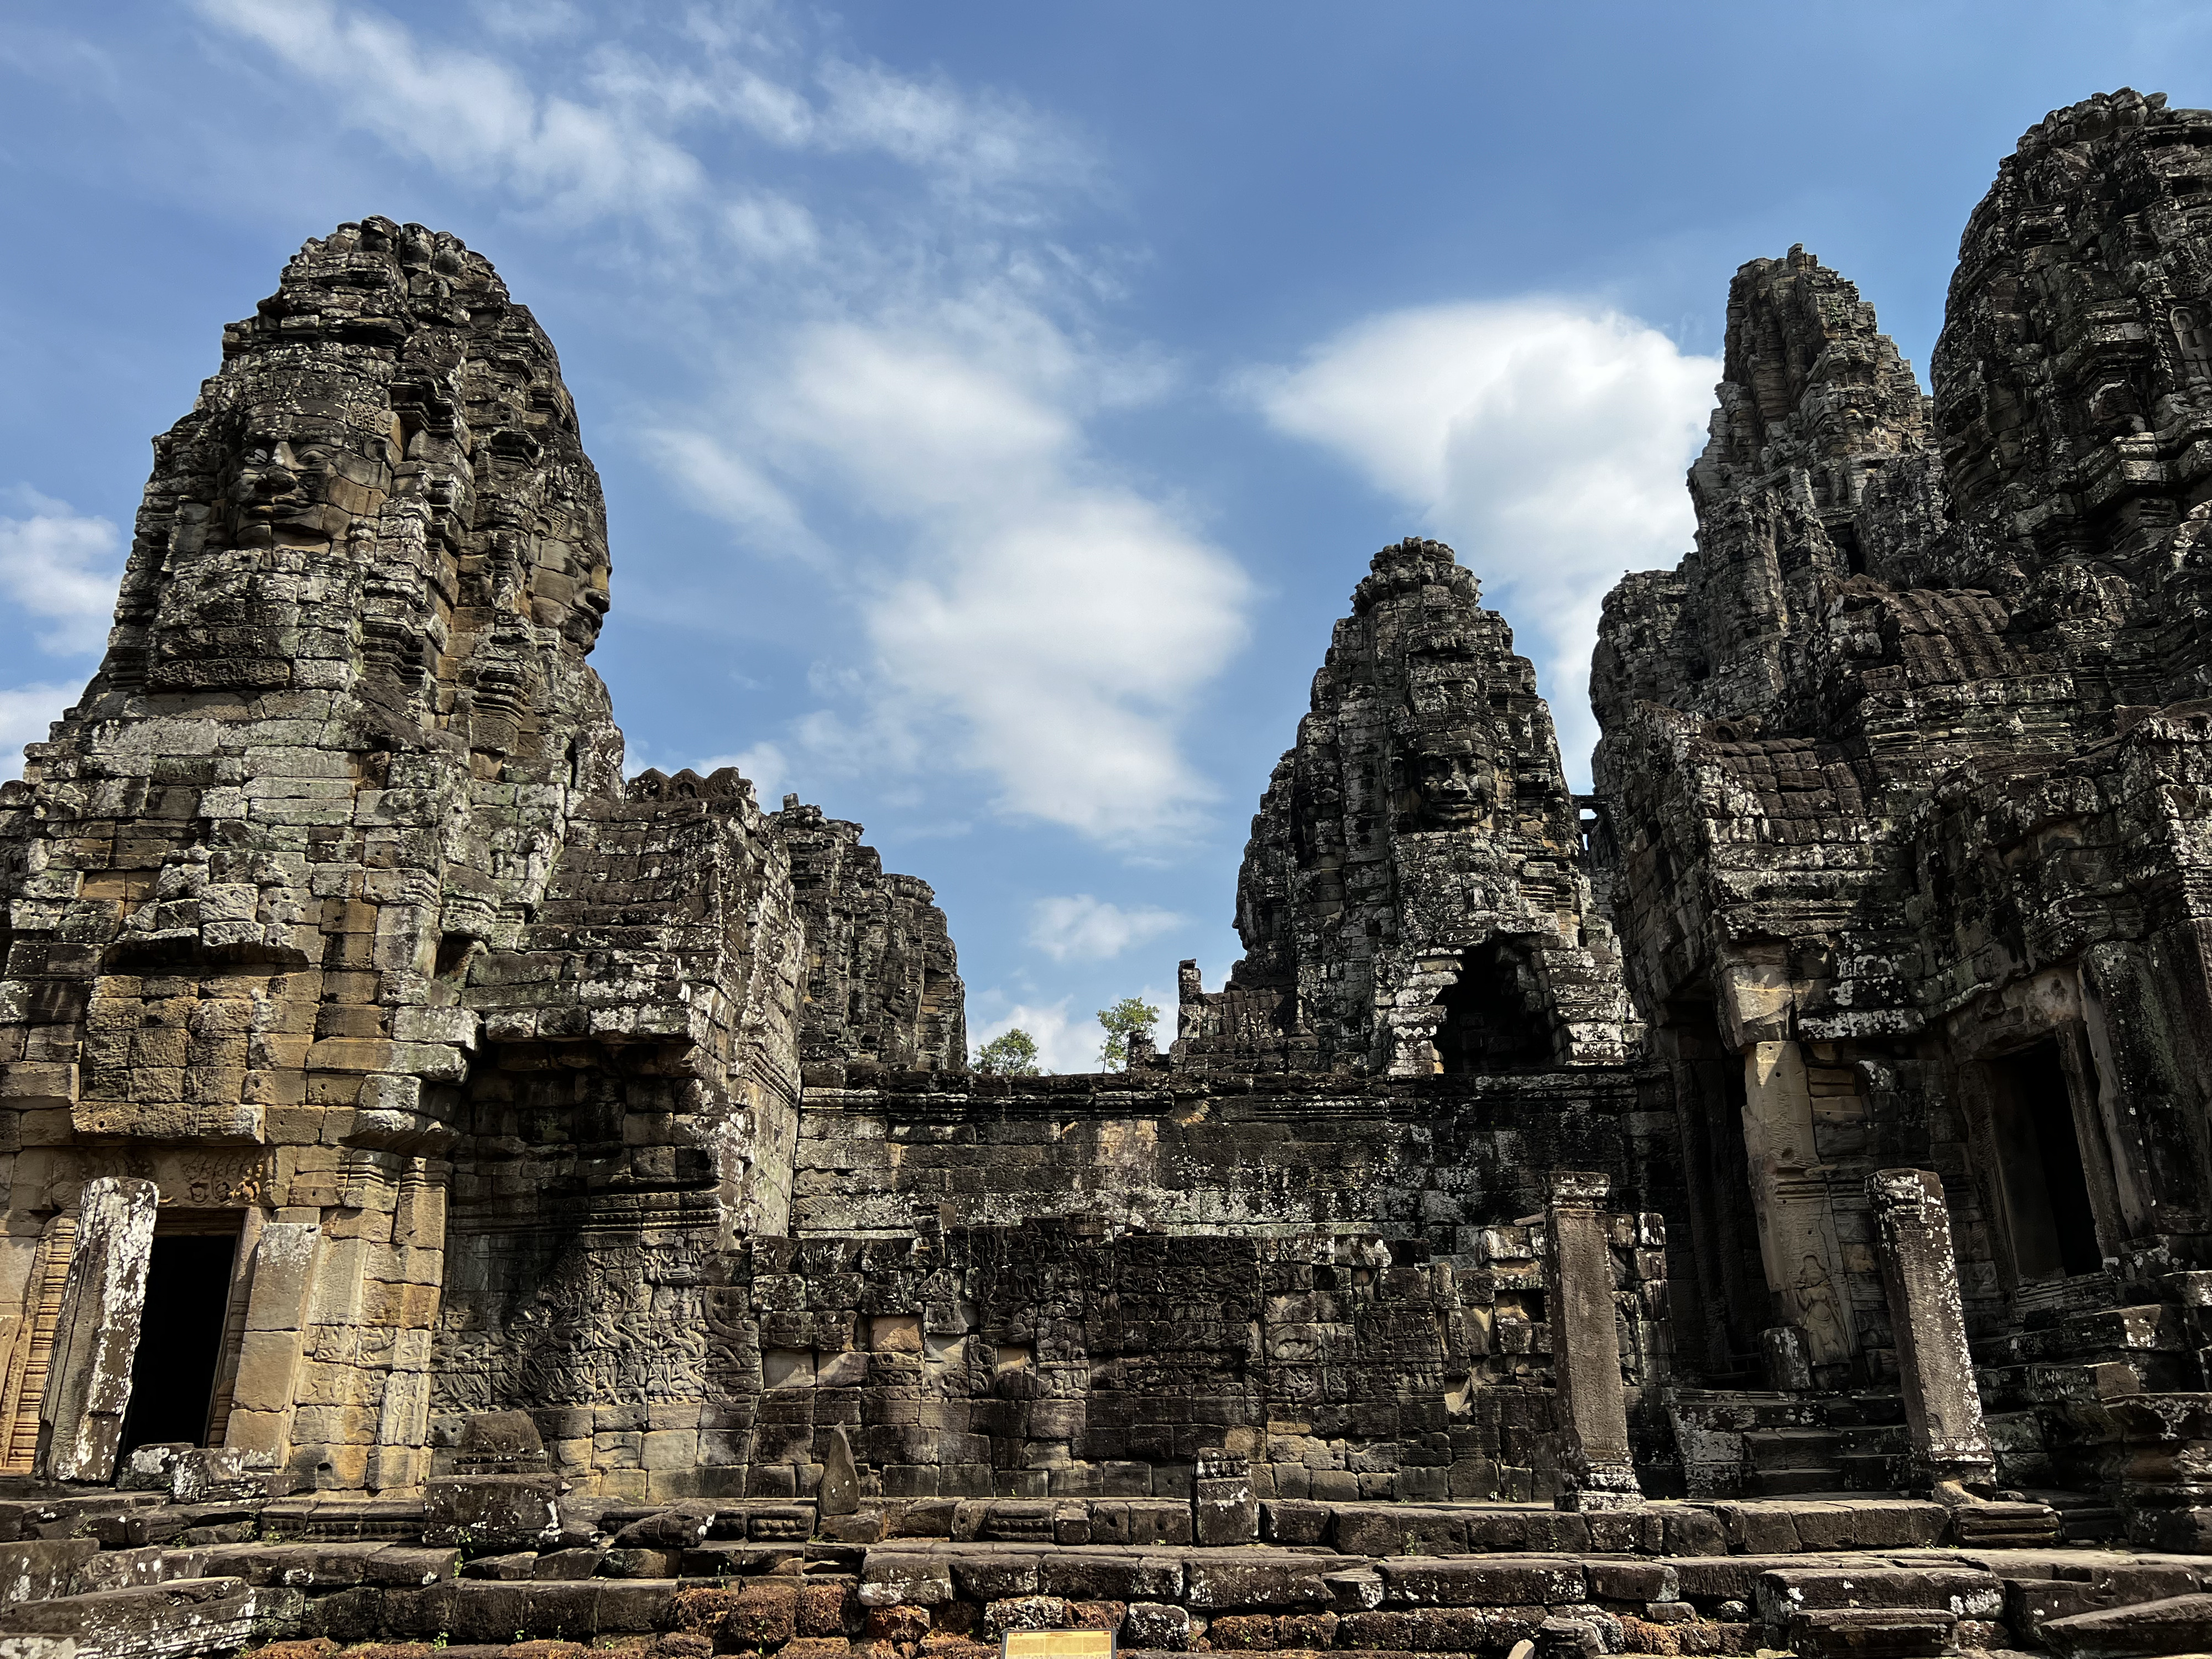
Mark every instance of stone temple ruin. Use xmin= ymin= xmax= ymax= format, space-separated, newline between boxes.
xmin=5 ymin=82 xmax=2212 ymax=1659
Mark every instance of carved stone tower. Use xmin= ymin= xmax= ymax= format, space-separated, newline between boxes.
xmin=1180 ymin=537 xmax=1635 ymax=1076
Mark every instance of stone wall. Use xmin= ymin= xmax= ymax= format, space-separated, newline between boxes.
xmin=772 ymin=802 xmax=966 ymax=1074
xmin=789 ymin=1068 xmax=1677 ymax=1254
xmin=690 ymin=1214 xmax=1673 ymax=1509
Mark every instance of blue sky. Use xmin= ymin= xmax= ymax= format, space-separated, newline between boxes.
xmin=2 ymin=2 xmax=2206 ymax=1068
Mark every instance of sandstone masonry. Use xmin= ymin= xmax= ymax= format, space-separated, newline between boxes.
xmin=6 ymin=85 xmax=2212 ymax=1659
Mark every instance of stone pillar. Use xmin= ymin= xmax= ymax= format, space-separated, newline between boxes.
xmin=1866 ymin=1168 xmax=1994 ymax=1488
xmin=1194 ymin=1448 xmax=1259 ymax=1543
xmin=367 ymin=1164 xmax=446 ymax=1492
xmin=1543 ymin=1170 xmax=1642 ymax=1510
xmin=1741 ymin=1039 xmax=1855 ymax=1368
xmin=222 ymin=1221 xmax=321 ymax=1470
xmin=1177 ymin=959 xmax=1204 ymax=1042
xmin=36 ymin=1176 xmax=158 ymax=1483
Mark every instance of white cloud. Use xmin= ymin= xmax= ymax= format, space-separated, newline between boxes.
xmin=1029 ymin=894 xmax=1182 ymax=963
xmin=199 ymin=0 xmax=1079 ymax=236
xmin=811 ymin=59 xmax=1084 ymax=202
xmin=967 ymin=997 xmax=1089 ymax=1074
xmin=0 ymin=683 xmax=75 ymax=781
xmin=698 ymin=319 xmax=1250 ymax=844
xmin=1250 ymin=301 xmax=1717 ymax=786
xmin=471 ymin=0 xmax=585 ymax=43
xmin=649 ymin=429 xmax=821 ymax=555
xmin=198 ymin=0 xmax=710 ymax=225
xmin=0 ymin=488 xmax=122 ymax=654
xmin=196 ymin=0 xmax=1241 ymax=849
xmin=722 ymin=192 xmax=822 ymax=264
xmin=969 ymin=988 xmax=1167 ymax=1074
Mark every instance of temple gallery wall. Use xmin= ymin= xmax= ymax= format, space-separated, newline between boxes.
xmin=7 ymin=82 xmax=2212 ymax=1659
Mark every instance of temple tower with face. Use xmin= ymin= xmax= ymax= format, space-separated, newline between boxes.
xmin=0 ymin=219 xmax=957 ymax=1498
xmin=1177 ymin=536 xmax=1637 ymax=1077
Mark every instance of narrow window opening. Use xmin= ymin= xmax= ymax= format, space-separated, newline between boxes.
xmin=1988 ymin=1039 xmax=2103 ymax=1281
xmin=118 ymin=1232 xmax=239 ymax=1455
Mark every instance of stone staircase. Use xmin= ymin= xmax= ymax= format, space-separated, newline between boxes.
xmin=1672 ymin=1389 xmax=1917 ymax=1496
xmin=1741 ymin=1428 xmax=1844 ymax=1496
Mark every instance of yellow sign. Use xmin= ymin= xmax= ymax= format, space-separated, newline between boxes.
xmin=1003 ymin=1634 xmax=1115 ymax=1659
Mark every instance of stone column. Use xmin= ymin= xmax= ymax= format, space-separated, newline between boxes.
xmin=1543 ymin=1170 xmax=1642 ymax=1510
xmin=222 ymin=1220 xmax=321 ymax=1470
xmin=37 ymin=1176 xmax=158 ymax=1483
xmin=1866 ymin=1168 xmax=1994 ymax=1488
xmin=367 ymin=1165 xmax=446 ymax=1492
xmin=1194 ymin=1447 xmax=1259 ymax=1543
xmin=1741 ymin=1039 xmax=1856 ymax=1368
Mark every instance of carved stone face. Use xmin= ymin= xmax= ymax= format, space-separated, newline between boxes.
xmin=220 ymin=404 xmax=369 ymax=549
xmin=1402 ymin=735 xmax=1496 ymax=830
xmin=146 ymin=403 xmax=389 ymax=691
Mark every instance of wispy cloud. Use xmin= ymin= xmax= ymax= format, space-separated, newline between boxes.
xmin=1248 ymin=300 xmax=1716 ymax=785
xmin=756 ymin=321 xmax=1248 ymax=841
xmin=0 ymin=488 xmax=121 ymax=655
xmin=199 ymin=0 xmax=708 ymax=224
xmin=196 ymin=0 xmax=1250 ymax=851
xmin=1029 ymin=894 xmax=1182 ymax=963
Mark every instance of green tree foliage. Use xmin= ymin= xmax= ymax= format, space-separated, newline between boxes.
xmin=1097 ymin=997 xmax=1161 ymax=1071
xmin=973 ymin=1027 xmax=1041 ymax=1075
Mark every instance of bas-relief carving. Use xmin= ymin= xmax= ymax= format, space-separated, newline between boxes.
xmin=9 ymin=1148 xmax=275 ymax=1214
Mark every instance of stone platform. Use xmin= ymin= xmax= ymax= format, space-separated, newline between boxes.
xmin=0 ymin=1488 xmax=2193 ymax=1659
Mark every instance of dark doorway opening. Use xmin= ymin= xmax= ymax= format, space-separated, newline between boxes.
xmin=118 ymin=1233 xmax=239 ymax=1456
xmin=1436 ymin=941 xmax=1554 ymax=1072
xmin=1988 ymin=1039 xmax=2103 ymax=1281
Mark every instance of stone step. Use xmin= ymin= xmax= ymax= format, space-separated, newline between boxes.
xmin=1971 ymin=1307 xmax=2192 ymax=1371
xmin=1819 ymin=1394 xmax=1907 ymax=1430
xmin=2022 ymin=1489 xmax=2125 ymax=1545
xmin=1666 ymin=1389 xmax=1826 ymax=1430
xmin=2002 ymin=1559 xmax=2208 ymax=1642
xmin=1834 ymin=1423 xmax=1907 ymax=1454
xmin=1743 ymin=1429 xmax=1844 ymax=1470
xmin=2041 ymin=1590 xmax=2212 ymax=1659
xmin=1747 ymin=1469 xmax=1845 ymax=1497
xmin=255 ymin=1497 xmax=429 ymax=1542
xmin=1947 ymin=1500 xmax=2060 ymax=1549
xmin=2 ymin=1577 xmax=257 ymax=1659
xmin=1837 ymin=1452 xmax=1906 ymax=1492
xmin=1788 ymin=1606 xmax=1959 ymax=1659
xmin=1750 ymin=1563 xmax=2003 ymax=1627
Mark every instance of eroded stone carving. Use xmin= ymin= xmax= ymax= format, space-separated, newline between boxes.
xmin=1593 ymin=88 xmax=2212 ymax=1524
xmin=1179 ymin=537 xmax=1636 ymax=1078
xmin=15 ymin=88 xmax=2212 ymax=1548
xmin=0 ymin=218 xmax=959 ymax=1497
